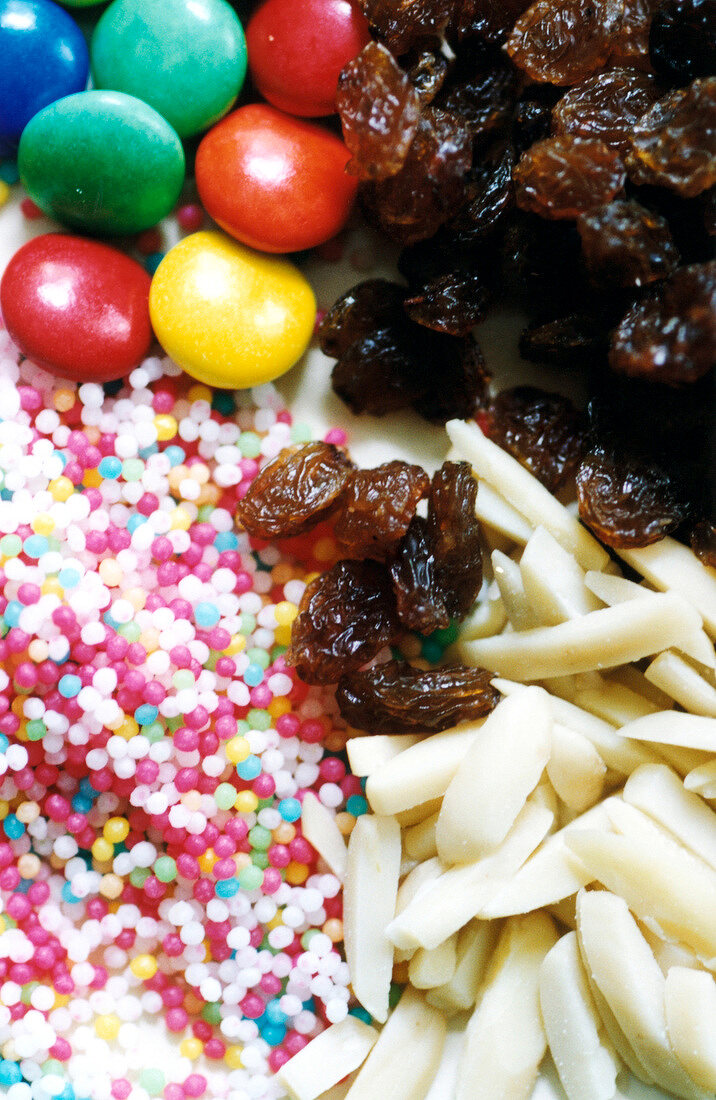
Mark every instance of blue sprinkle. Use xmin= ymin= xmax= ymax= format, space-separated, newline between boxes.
xmin=98 ymin=456 xmax=122 ymax=479
xmin=214 ymin=532 xmax=238 ymax=551
xmin=127 ymin=514 xmax=148 ymax=533
xmin=346 ymin=795 xmax=369 ymax=817
xmin=58 ymin=674 xmax=82 ymax=698
xmin=135 ymin=704 xmax=158 ymax=726
xmin=243 ymin=663 xmax=264 ymax=687
xmin=349 ymin=1005 xmax=372 ymax=1025
xmin=0 ymin=1058 xmax=22 ymax=1086
xmin=61 ymin=882 xmax=80 ymax=904
xmin=0 ymin=734 xmax=8 ymax=753
xmin=215 ymin=878 xmax=239 ymax=897
xmin=72 ymin=794 xmax=92 ymax=814
xmin=58 ymin=567 xmax=80 ymax=588
xmin=236 ymin=755 xmax=261 ymax=781
xmin=3 ymin=600 xmax=23 ymax=627
xmin=277 ymin=798 xmax=301 ymax=823
xmin=263 ymin=1000 xmax=287 ymax=1026
xmin=260 ymin=1024 xmax=286 ymax=1047
xmin=195 ymin=601 xmax=220 ymax=628
xmin=3 ymin=814 xmax=24 ymax=840
xmin=164 ymin=445 xmax=185 ymax=467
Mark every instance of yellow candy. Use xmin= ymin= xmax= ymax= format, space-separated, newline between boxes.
xmin=235 ymin=791 xmax=258 ymax=814
xmin=149 ymin=231 xmax=316 ymax=389
xmin=225 ymin=1045 xmax=244 ymax=1070
xmin=0 ymin=181 xmax=9 ymax=208
xmin=154 ymin=414 xmax=178 ymax=442
xmin=95 ymin=1014 xmax=121 ymax=1041
xmin=130 ymin=954 xmax=158 ymax=980
xmin=103 ymin=816 xmax=130 ymax=843
xmin=48 ymin=476 xmax=74 ymax=502
xmin=92 ymin=837 xmax=114 ymax=863
xmin=180 ymin=1037 xmax=203 ymax=1060
xmin=225 ymin=736 xmax=250 ymax=764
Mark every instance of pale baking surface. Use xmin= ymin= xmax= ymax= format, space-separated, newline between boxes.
xmin=0 ymin=190 xmax=672 ymax=1100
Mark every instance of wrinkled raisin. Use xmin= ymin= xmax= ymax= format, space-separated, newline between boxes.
xmin=552 ymin=69 xmax=658 ymax=156
xmin=334 ymin=461 xmax=430 ymax=559
xmin=406 ymin=47 xmax=449 ymax=104
xmin=514 ymin=136 xmax=626 ymax=219
xmin=649 ymin=0 xmax=716 ymax=82
xmin=485 ymin=386 xmax=587 ymax=492
xmin=445 ymin=140 xmax=515 ymax=242
xmin=609 ymin=0 xmax=658 ymax=68
xmin=390 ymin=516 xmax=450 ymax=634
xmin=318 ymin=279 xmax=406 ymax=358
xmin=336 ymin=660 xmax=501 ymax=734
xmin=691 ymin=520 xmax=716 ymax=566
xmin=513 ymin=95 xmax=555 ymax=155
xmin=507 ymin=0 xmax=619 ymax=85
xmin=404 ymin=266 xmax=490 ymax=334
xmin=519 ymin=312 xmax=611 ymax=366
xmin=499 ymin=213 xmax=585 ymax=311
xmin=437 ymin=51 xmax=520 ymax=139
xmin=359 ymin=0 xmax=452 ymax=54
xmin=331 ymin=326 xmax=430 ymax=416
xmin=288 ymin=559 xmax=400 ymax=684
xmin=626 ymin=78 xmax=716 ymax=198
xmin=412 ymin=335 xmax=490 ymax=422
xmin=337 ymin=42 xmax=421 ymax=180
xmin=449 ymin=0 xmax=533 ymax=42
xmin=609 ymin=261 xmax=716 ymax=384
xmin=427 ymin=461 xmax=483 ymax=618
xmin=577 ymin=446 xmax=689 ymax=547
xmin=362 ymin=106 xmax=473 ymax=244
xmin=235 ymin=443 xmax=353 ymax=538
xmin=577 ymin=199 xmax=680 ymax=286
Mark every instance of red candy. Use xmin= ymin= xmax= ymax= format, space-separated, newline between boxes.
xmin=196 ymin=104 xmax=358 ymax=253
xmin=0 ymin=234 xmax=153 ymax=382
xmin=246 ymin=0 xmax=371 ymax=117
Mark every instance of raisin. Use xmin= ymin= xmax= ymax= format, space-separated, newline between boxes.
xmin=318 ymin=279 xmax=406 ymax=358
xmin=499 ymin=213 xmax=586 ymax=311
xmin=691 ymin=520 xmax=716 ymax=566
xmin=577 ymin=199 xmax=680 ymax=286
xmin=449 ymin=0 xmax=533 ymax=42
xmin=361 ymin=106 xmax=473 ymax=245
xmin=513 ymin=96 xmax=555 ymax=155
xmin=445 ymin=140 xmax=516 ymax=242
xmin=390 ymin=516 xmax=450 ymax=633
xmin=359 ymin=0 xmax=452 ymax=54
xmin=427 ymin=461 xmax=483 ymax=618
xmin=331 ymin=326 xmax=430 ymax=416
xmin=334 ymin=461 xmax=430 ymax=559
xmin=649 ymin=0 xmax=716 ymax=82
xmin=404 ymin=266 xmax=490 ymax=334
xmin=609 ymin=260 xmax=716 ymax=384
xmin=288 ymin=559 xmax=400 ymax=684
xmin=437 ymin=51 xmax=520 ymax=139
xmin=514 ymin=136 xmax=626 ymax=219
xmin=405 ymin=47 xmax=449 ymax=104
xmin=337 ymin=42 xmax=421 ymax=180
xmin=577 ymin=445 xmax=689 ymax=547
xmin=336 ymin=660 xmax=501 ymax=734
xmin=412 ymin=335 xmax=491 ymax=422
xmin=519 ymin=312 xmax=611 ymax=366
xmin=484 ymin=386 xmax=587 ymax=492
xmin=235 ymin=443 xmax=353 ymax=538
xmin=552 ymin=69 xmax=658 ymax=156
xmin=506 ymin=0 xmax=619 ymax=85
xmin=626 ymin=78 xmax=716 ymax=198
xmin=609 ymin=0 xmax=658 ymax=67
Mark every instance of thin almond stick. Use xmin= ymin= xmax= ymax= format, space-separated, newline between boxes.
xmin=520 ymin=526 xmax=602 ymax=624
xmin=475 ymin=480 xmax=533 ymax=544
xmin=617 ymin=711 xmax=716 ymax=753
xmin=455 ymin=912 xmax=559 ymax=1100
xmin=343 ymin=987 xmax=447 ymax=1100
xmin=645 ymin=651 xmax=716 ymax=718
xmin=623 ymin=764 xmax=716 ymax=871
xmin=460 ymin=593 xmax=704 ymax=681
xmin=446 ymin=419 xmax=608 ymax=572
xmin=426 ymin=920 xmax=501 ymax=1015
xmin=343 ymin=814 xmax=401 ymax=1022
xmin=492 ymin=550 xmax=539 ymax=630
xmin=616 ymin=536 xmax=716 ymax=638
xmin=547 ymin=724 xmax=606 ymax=813
xmin=346 ymin=734 xmax=423 ymax=778
xmin=277 ymin=1017 xmax=379 ymax=1100
xmin=539 ymin=931 xmax=621 ymax=1100
xmin=300 ymin=793 xmax=347 ymax=880
xmin=664 ymin=967 xmax=716 ymax=1092
xmin=408 ymin=934 xmax=458 ymax=990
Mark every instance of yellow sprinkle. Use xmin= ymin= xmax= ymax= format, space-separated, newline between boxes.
xmin=154 ymin=414 xmax=178 ymax=442
xmin=266 ymin=913 xmax=283 ymax=932
xmin=225 ymin=1045 xmax=244 ymax=1070
xmin=31 ymin=513 xmax=55 ymax=535
xmin=94 ymin=1014 xmax=121 ymax=1041
xmin=198 ymin=849 xmax=217 ymax=873
xmin=99 ymin=874 xmax=123 ymax=899
xmin=15 ymin=801 xmax=40 ymax=824
xmin=226 ymin=634 xmax=246 ymax=656
xmin=180 ymin=1037 xmax=203 ymax=1060
xmin=274 ymin=624 xmax=292 ymax=647
xmin=124 ymin=587 xmax=147 ymax=612
xmin=129 ymin=954 xmax=158 ymax=980
xmin=139 ymin=628 xmax=159 ymax=654
xmin=225 ymin=736 xmax=250 ymax=764
xmin=103 ymin=816 xmax=130 ymax=844
xmin=48 ymin=476 xmax=74 ymax=502
xmin=115 ymin=717 xmax=139 ymax=741
xmin=92 ymin=838 xmax=114 ymax=863
xmin=234 ymin=791 xmax=258 ymax=814
xmin=170 ymin=506 xmax=192 ymax=531
xmin=17 ymin=854 xmax=40 ymax=879
xmin=0 ymin=181 xmax=10 ymax=208
xmin=28 ymin=640 xmax=48 ymax=663
xmin=187 ymin=384 xmax=212 ymax=405
xmin=267 ymin=697 xmax=291 ymax=720
xmin=98 ymin=559 xmax=123 ymax=587
xmin=286 ymin=861 xmax=309 ymax=885
xmin=274 ymin=601 xmax=298 ymax=627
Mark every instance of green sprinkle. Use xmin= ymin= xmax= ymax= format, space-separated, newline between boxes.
xmin=139 ymin=1067 xmax=165 ymax=1095
xmin=0 ymin=534 xmax=21 ymax=556
xmin=251 ymin=851 xmax=269 ymax=870
xmin=238 ymin=865 xmax=263 ymax=891
xmin=202 ymin=1001 xmax=222 ymax=1025
xmin=238 ymin=613 xmax=256 ymax=634
xmin=249 ymin=825 xmax=271 ymax=851
xmin=238 ymin=431 xmax=262 ymax=458
xmin=247 ymin=708 xmax=271 ymax=730
xmin=122 ymin=458 xmax=144 ymax=481
xmin=290 ymin=423 xmax=313 ymax=443
xmin=153 ymin=856 xmax=177 ymax=882
xmin=26 ymin=720 xmax=46 ymax=741
xmin=172 ymin=669 xmax=195 ymax=690
xmin=215 ymin=783 xmax=237 ymax=810
xmin=247 ymin=647 xmax=270 ymax=670
xmin=129 ymin=867 xmax=150 ymax=887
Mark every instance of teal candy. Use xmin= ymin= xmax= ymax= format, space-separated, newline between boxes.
xmin=18 ymin=90 xmax=185 ymax=233
xmin=91 ymin=0 xmax=247 ymax=138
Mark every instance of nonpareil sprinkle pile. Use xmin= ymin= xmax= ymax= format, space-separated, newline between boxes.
xmin=0 ymin=329 xmax=372 ymax=1100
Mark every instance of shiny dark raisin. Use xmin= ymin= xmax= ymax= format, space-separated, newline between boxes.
xmin=552 ymin=69 xmax=658 ymax=156
xmin=404 ymin=266 xmax=490 ymax=334
xmin=235 ymin=443 xmax=353 ymax=538
xmin=448 ymin=0 xmax=533 ymax=42
xmin=427 ymin=461 xmax=483 ymax=618
xmin=412 ymin=335 xmax=491 ymax=422
xmin=609 ymin=260 xmax=716 ymax=384
xmin=336 ymin=659 xmax=501 ymax=734
xmin=608 ymin=0 xmax=659 ymax=68
xmin=330 ymin=326 xmax=430 ymax=416
xmin=437 ymin=51 xmax=520 ymax=139
xmin=484 ymin=386 xmax=587 ymax=493
xmin=519 ymin=313 xmax=611 ymax=366
xmin=649 ymin=0 xmax=716 ymax=82
xmin=358 ymin=0 xmax=452 ymax=54
xmin=334 ymin=461 xmax=430 ymax=559
xmin=390 ymin=516 xmax=450 ymax=634
xmin=577 ymin=446 xmax=690 ymax=547
xmin=626 ymin=78 xmax=716 ymax=198
xmin=337 ymin=41 xmax=421 ymax=180
xmin=445 ymin=141 xmax=516 ymax=243
xmin=288 ymin=559 xmax=400 ymax=685
xmin=507 ymin=0 xmax=620 ymax=85
xmin=405 ymin=47 xmax=449 ymax=104
xmin=318 ymin=280 xmax=406 ymax=359
xmin=577 ymin=199 xmax=680 ymax=286
xmin=691 ymin=520 xmax=716 ymax=566
xmin=514 ymin=136 xmax=626 ymax=220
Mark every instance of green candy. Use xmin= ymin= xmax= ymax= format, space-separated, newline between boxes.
xmin=18 ymin=90 xmax=185 ymax=234
xmin=91 ymin=0 xmax=247 ymax=138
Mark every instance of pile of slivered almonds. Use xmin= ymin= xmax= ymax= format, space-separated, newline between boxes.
xmin=278 ymin=418 xmax=716 ymax=1100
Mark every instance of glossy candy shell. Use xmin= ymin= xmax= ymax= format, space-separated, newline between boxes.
xmin=0 ymin=0 xmax=89 ymax=143
xmin=0 ymin=233 xmax=153 ymax=381
xmin=148 ymin=231 xmax=316 ymax=389
xmin=91 ymin=0 xmax=247 ymax=138
xmin=18 ymin=89 xmax=185 ymax=234
xmin=195 ymin=104 xmax=358 ymax=253
xmin=246 ymin=0 xmax=371 ymax=117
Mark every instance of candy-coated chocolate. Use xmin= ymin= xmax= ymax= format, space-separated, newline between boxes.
xmin=0 ymin=0 xmax=89 ymax=144
xmin=149 ymin=231 xmax=316 ymax=388
xmin=18 ymin=90 xmax=184 ymax=234
xmin=246 ymin=0 xmax=370 ymax=117
xmin=196 ymin=104 xmax=358 ymax=253
xmin=91 ymin=0 xmax=247 ymax=138
xmin=0 ymin=233 xmax=153 ymax=381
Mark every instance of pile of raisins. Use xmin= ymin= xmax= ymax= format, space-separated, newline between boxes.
xmin=236 ymin=443 xmax=498 ymax=731
xmin=319 ymin=0 xmax=715 ymax=554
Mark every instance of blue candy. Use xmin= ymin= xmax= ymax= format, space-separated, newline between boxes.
xmin=0 ymin=0 xmax=89 ymax=144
